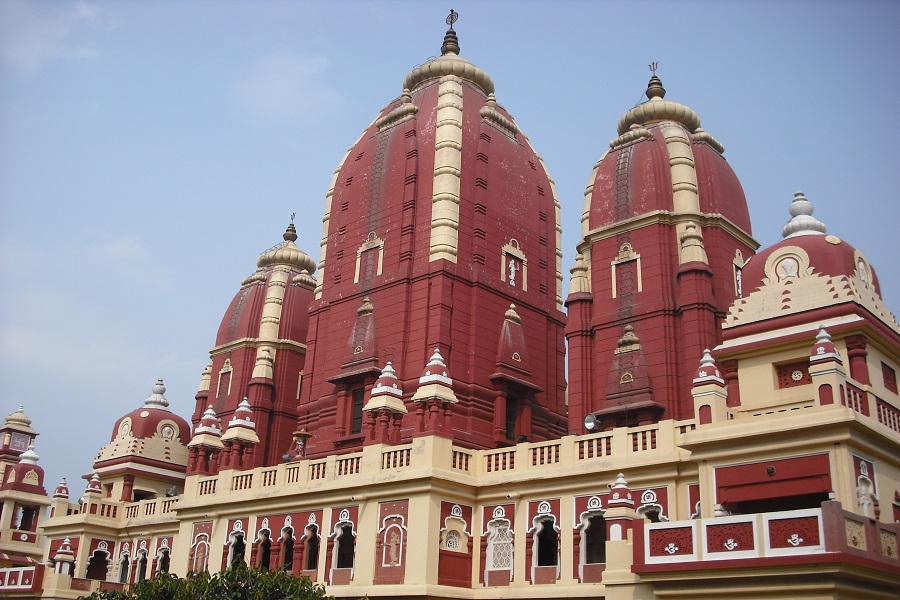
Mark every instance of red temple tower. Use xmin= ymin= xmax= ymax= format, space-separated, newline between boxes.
xmin=566 ymin=73 xmax=759 ymax=433
xmin=294 ymin=21 xmax=567 ymax=457
xmin=189 ymin=223 xmax=317 ymax=470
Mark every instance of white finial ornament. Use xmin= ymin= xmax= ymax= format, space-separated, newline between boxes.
xmin=144 ymin=378 xmax=171 ymax=409
xmin=19 ymin=442 xmax=39 ymax=464
xmin=782 ymin=190 xmax=827 ymax=238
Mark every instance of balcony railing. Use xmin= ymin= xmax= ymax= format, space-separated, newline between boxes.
xmin=181 ymin=420 xmax=695 ymax=500
xmin=634 ymin=502 xmax=900 ymax=572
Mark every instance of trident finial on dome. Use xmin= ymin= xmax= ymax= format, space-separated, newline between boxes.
xmin=441 ymin=9 xmax=460 ymax=56
xmin=646 ymin=62 xmax=666 ymax=100
xmin=781 ymin=190 xmax=826 ymax=239
xmin=283 ymin=221 xmax=298 ymax=243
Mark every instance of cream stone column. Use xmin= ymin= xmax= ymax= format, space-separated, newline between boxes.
xmin=405 ymin=494 xmax=436 ymax=585
xmin=660 ymin=122 xmax=707 ymax=265
xmin=252 ymin=267 xmax=289 ymax=379
xmin=537 ymin=154 xmax=564 ymax=309
xmin=429 ymin=75 xmax=463 ymax=262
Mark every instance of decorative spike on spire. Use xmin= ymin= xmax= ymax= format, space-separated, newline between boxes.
xmin=646 ymin=62 xmax=666 ymax=100
xmin=693 ymin=349 xmax=724 ymax=385
xmin=283 ymin=222 xmax=298 ymax=242
xmin=441 ymin=9 xmax=460 ymax=55
xmin=810 ymin=324 xmax=842 ymax=364
xmin=781 ymin=190 xmax=827 ymax=238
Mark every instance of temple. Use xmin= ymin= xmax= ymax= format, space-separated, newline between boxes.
xmin=1 ymin=12 xmax=898 ymax=600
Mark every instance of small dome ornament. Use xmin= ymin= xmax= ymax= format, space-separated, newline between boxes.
xmin=781 ymin=190 xmax=827 ymax=238
xmin=53 ymin=478 xmax=69 ymax=499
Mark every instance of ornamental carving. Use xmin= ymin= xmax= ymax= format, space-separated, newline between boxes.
xmin=648 ymin=527 xmax=693 ymax=557
xmin=768 ymin=516 xmax=820 ymax=549
xmin=706 ymin=522 xmax=754 ymax=553
xmin=845 ymin=519 xmax=866 ymax=550
xmin=881 ymin=530 xmax=897 ymax=558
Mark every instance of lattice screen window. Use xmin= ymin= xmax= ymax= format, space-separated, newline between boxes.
xmin=882 ymin=362 xmax=897 ymax=394
xmin=776 ymin=361 xmax=811 ymax=388
xmin=486 ymin=522 xmax=513 ymax=571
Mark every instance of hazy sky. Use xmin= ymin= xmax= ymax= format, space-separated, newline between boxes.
xmin=1 ymin=0 xmax=898 ymax=496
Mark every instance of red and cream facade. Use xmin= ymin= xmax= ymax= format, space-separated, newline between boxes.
xmin=9 ymin=16 xmax=900 ymax=600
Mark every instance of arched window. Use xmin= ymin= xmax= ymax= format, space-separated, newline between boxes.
xmin=335 ymin=525 xmax=355 ymax=569
xmin=486 ymin=521 xmax=513 ymax=572
xmin=158 ymin=548 xmax=170 ymax=574
xmin=534 ymin=517 xmax=558 ymax=566
xmin=229 ymin=533 xmax=246 ymax=569
xmin=305 ymin=525 xmax=320 ymax=571
xmin=258 ymin=530 xmax=271 ymax=570
xmin=86 ymin=549 xmax=110 ymax=581
xmin=136 ymin=550 xmax=148 ymax=582
xmin=117 ymin=552 xmax=130 ymax=584
xmin=281 ymin=528 xmax=294 ymax=571
xmin=583 ymin=514 xmax=606 ymax=564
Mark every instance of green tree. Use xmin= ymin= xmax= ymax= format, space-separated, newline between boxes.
xmin=79 ymin=564 xmax=333 ymax=600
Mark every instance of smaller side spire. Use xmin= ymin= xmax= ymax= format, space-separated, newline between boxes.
xmin=679 ymin=221 xmax=709 ymax=265
xmin=693 ymin=349 xmax=724 ymax=385
xmin=810 ymin=325 xmax=842 ymax=364
xmin=363 ymin=362 xmax=407 ymax=414
xmin=411 ymin=349 xmax=458 ymax=437
xmin=84 ymin=473 xmax=102 ymax=495
xmin=53 ymin=477 xmax=69 ymax=499
xmin=197 ymin=362 xmax=213 ymax=393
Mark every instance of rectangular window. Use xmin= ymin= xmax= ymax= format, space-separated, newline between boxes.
xmin=505 ymin=396 xmax=518 ymax=441
xmin=882 ymin=362 xmax=897 ymax=394
xmin=351 ymin=389 xmax=365 ymax=435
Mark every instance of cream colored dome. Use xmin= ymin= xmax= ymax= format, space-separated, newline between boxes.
xmin=257 ymin=223 xmax=317 ymax=272
xmin=402 ymin=15 xmax=494 ymax=96
xmin=616 ymin=75 xmax=702 ymax=136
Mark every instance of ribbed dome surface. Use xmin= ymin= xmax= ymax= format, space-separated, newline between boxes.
xmin=587 ymin=76 xmax=752 ymax=235
xmin=743 ymin=231 xmax=880 ymax=297
xmin=110 ymin=380 xmax=191 ymax=442
xmin=215 ymin=224 xmax=315 ymax=347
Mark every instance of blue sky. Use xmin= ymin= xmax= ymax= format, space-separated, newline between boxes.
xmin=2 ymin=0 xmax=898 ymax=495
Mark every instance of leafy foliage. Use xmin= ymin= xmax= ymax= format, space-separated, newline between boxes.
xmin=79 ymin=565 xmax=332 ymax=600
